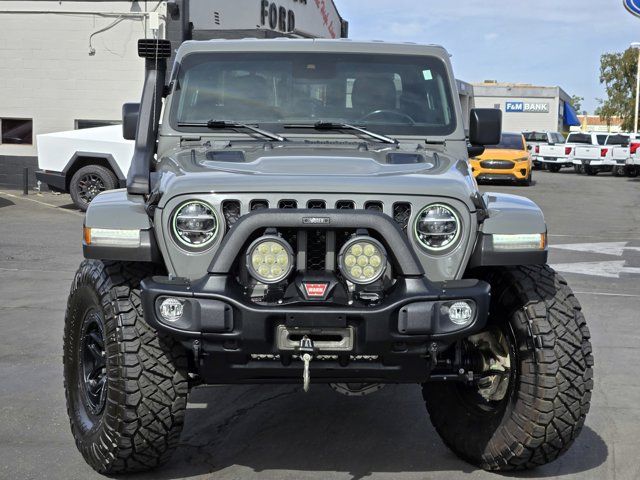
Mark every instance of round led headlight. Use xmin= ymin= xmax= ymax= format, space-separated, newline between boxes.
xmin=414 ymin=204 xmax=461 ymax=252
xmin=338 ymin=237 xmax=387 ymax=285
xmin=171 ymin=200 xmax=219 ymax=250
xmin=246 ymin=236 xmax=294 ymax=284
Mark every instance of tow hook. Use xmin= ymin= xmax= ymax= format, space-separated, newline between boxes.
xmin=297 ymin=336 xmax=316 ymax=392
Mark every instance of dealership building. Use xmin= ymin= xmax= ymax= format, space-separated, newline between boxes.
xmin=472 ymin=81 xmax=581 ymax=134
xmin=0 ymin=0 xmax=347 ymax=188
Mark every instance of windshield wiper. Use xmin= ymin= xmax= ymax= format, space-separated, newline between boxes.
xmin=178 ymin=120 xmax=288 ymax=142
xmin=284 ymin=121 xmax=398 ymax=145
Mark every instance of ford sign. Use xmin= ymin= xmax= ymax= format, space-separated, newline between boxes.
xmin=624 ymin=0 xmax=640 ymax=17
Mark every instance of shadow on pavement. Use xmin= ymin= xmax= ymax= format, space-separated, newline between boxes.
xmin=0 ymin=196 xmax=16 ymax=208
xmin=58 ymin=203 xmax=82 ymax=211
xmin=130 ymin=384 xmax=607 ymax=480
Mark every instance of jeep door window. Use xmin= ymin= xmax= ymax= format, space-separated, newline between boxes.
xmin=170 ymin=52 xmax=457 ymax=137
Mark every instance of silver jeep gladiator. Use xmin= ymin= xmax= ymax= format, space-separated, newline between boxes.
xmin=63 ymin=38 xmax=593 ymax=474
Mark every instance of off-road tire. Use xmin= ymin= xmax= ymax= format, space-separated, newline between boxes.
xmin=69 ymin=165 xmax=117 ymax=211
xmin=573 ymin=164 xmax=583 ymax=174
xmin=423 ymin=265 xmax=593 ymax=471
xmin=63 ymin=260 xmax=189 ymax=474
xmin=626 ymin=165 xmax=639 ymax=177
xmin=547 ymin=164 xmax=562 ymax=173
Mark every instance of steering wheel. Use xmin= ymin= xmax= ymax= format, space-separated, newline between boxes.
xmin=358 ymin=109 xmax=416 ymax=125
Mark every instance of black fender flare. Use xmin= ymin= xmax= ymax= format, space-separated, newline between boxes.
xmin=63 ymin=152 xmax=127 ymax=189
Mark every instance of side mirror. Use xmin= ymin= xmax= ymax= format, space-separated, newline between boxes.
xmin=469 ymin=108 xmax=502 ymax=146
xmin=122 ymin=103 xmax=140 ymax=141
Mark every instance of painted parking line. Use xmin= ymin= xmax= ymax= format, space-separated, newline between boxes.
xmin=551 ymin=242 xmax=640 ymax=256
xmin=551 ymin=261 xmax=640 ymax=279
xmin=0 ymin=267 xmax=77 ymax=275
xmin=574 ymin=291 xmax=640 ymax=298
xmin=0 ymin=190 xmax=83 ymax=216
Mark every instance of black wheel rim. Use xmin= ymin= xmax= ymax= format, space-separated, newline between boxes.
xmin=79 ymin=310 xmax=107 ymax=416
xmin=77 ymin=174 xmax=106 ymax=203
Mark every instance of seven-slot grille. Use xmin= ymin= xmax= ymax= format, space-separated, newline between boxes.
xmin=220 ymin=198 xmax=412 ymax=272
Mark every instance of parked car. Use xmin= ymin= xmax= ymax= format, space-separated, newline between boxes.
xmin=603 ymin=133 xmax=640 ymax=177
xmin=35 ymin=126 xmax=133 ymax=210
xmin=572 ymin=132 xmax=629 ymax=175
xmin=537 ymin=132 xmax=603 ymax=173
xmin=625 ymin=136 xmax=640 ymax=175
xmin=61 ymin=38 xmax=592 ymax=474
xmin=469 ymin=132 xmax=532 ymax=185
xmin=523 ymin=131 xmax=565 ymax=170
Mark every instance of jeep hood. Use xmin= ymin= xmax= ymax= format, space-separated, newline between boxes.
xmin=155 ymin=145 xmax=478 ymax=208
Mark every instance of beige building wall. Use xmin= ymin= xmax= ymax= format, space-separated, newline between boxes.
xmin=473 ymin=95 xmax=560 ymax=133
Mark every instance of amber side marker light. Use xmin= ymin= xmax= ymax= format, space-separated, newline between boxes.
xmin=83 ymin=227 xmax=141 ymax=247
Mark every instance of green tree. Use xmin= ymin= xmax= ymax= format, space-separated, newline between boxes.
xmin=570 ymin=95 xmax=584 ymax=113
xmin=598 ymin=48 xmax=638 ymax=131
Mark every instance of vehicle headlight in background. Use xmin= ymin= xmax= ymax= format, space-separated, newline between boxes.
xmin=491 ymin=233 xmax=546 ymax=251
xmin=338 ymin=236 xmax=387 ymax=284
xmin=246 ymin=236 xmax=294 ymax=284
xmin=171 ymin=200 xmax=219 ymax=249
xmin=414 ymin=204 xmax=461 ymax=252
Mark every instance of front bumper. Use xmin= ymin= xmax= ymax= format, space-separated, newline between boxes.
xmin=141 ymin=275 xmax=491 ymax=384
xmin=470 ymin=160 xmax=530 ymax=182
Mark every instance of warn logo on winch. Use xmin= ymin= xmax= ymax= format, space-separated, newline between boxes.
xmin=303 ymin=283 xmax=329 ymax=298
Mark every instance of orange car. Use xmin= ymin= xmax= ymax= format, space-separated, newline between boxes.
xmin=470 ymin=132 xmax=532 ymax=186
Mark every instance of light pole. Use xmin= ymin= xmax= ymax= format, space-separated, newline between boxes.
xmin=631 ymin=42 xmax=640 ymax=134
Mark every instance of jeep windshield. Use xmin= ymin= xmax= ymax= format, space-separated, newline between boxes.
xmin=169 ymin=52 xmax=457 ymax=138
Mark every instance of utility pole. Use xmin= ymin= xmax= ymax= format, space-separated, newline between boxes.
xmin=632 ymin=42 xmax=640 ymax=134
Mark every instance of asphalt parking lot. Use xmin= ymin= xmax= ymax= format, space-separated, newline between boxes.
xmin=1 ymin=170 xmax=639 ymax=480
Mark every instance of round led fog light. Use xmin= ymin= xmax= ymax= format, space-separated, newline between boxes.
xmin=338 ymin=237 xmax=387 ymax=285
xmin=447 ymin=301 xmax=474 ymax=325
xmin=246 ymin=236 xmax=294 ymax=284
xmin=159 ymin=298 xmax=184 ymax=323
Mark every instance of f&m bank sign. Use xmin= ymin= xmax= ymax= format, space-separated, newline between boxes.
xmin=505 ymin=102 xmax=550 ymax=114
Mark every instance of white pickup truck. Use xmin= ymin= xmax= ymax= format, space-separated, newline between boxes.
xmin=602 ymin=134 xmax=640 ymax=177
xmin=537 ymin=132 xmax=605 ymax=173
xmin=523 ymin=131 xmax=565 ymax=170
xmin=627 ymin=138 xmax=640 ymax=174
xmin=35 ymin=125 xmax=133 ymax=210
xmin=573 ymin=133 xmax=637 ymax=176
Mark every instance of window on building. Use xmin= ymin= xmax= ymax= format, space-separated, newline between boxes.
xmin=1 ymin=118 xmax=33 ymax=145
xmin=75 ymin=120 xmax=121 ymax=130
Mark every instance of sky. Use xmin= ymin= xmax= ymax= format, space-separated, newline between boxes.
xmin=333 ymin=0 xmax=640 ymax=113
